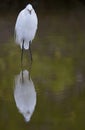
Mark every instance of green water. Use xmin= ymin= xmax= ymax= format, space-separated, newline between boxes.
xmin=0 ymin=11 xmax=85 ymax=130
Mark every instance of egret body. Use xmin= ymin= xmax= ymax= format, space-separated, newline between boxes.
xmin=14 ymin=70 xmax=36 ymax=122
xmin=15 ymin=4 xmax=38 ymax=64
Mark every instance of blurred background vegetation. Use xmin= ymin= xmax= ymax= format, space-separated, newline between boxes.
xmin=0 ymin=0 xmax=85 ymax=12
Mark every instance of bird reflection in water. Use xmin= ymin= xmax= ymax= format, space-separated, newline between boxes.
xmin=14 ymin=70 xmax=36 ymax=122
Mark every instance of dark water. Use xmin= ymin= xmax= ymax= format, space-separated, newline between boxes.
xmin=0 ymin=10 xmax=85 ymax=130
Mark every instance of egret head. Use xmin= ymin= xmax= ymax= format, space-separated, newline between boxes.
xmin=26 ymin=4 xmax=33 ymax=14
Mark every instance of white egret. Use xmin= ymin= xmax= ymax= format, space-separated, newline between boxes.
xmin=14 ymin=70 xmax=36 ymax=122
xmin=15 ymin=4 xmax=38 ymax=64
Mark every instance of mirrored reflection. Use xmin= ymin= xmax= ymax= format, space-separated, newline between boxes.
xmin=14 ymin=70 xmax=36 ymax=122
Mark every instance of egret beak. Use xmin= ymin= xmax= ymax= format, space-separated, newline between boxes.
xmin=29 ymin=10 xmax=31 ymax=14
xmin=28 ymin=9 xmax=32 ymax=14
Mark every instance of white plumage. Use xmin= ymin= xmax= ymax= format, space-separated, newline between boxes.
xmin=14 ymin=70 xmax=36 ymax=122
xmin=15 ymin=4 xmax=38 ymax=50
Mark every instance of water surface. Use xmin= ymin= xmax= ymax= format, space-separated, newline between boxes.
xmin=0 ymin=11 xmax=85 ymax=130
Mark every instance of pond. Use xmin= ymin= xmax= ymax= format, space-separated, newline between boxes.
xmin=0 ymin=10 xmax=85 ymax=130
